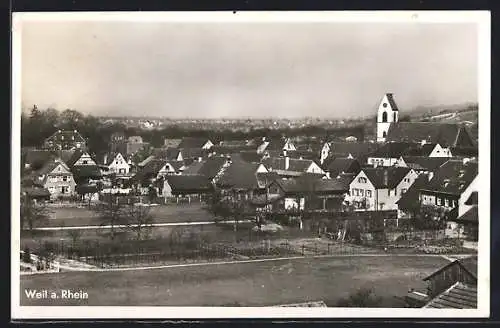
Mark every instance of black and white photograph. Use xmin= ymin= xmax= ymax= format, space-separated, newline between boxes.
xmin=11 ymin=11 xmax=490 ymax=319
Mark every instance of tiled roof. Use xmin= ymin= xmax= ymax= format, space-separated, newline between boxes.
xmin=370 ymin=142 xmax=416 ymax=158
xmin=264 ymin=137 xmax=289 ymax=151
xmin=196 ymin=156 xmax=228 ymax=180
xmin=327 ymin=142 xmax=380 ymax=160
xmin=131 ymin=159 xmax=167 ymax=184
xmin=386 ymin=123 xmax=474 ymax=147
xmin=212 ymin=145 xmax=256 ymax=154
xmin=216 ymin=160 xmax=264 ymax=190
xmin=403 ymin=143 xmax=438 ymax=156
xmin=36 ymin=159 xmax=69 ymax=176
xmin=450 ymin=147 xmax=478 ymax=157
xmin=424 ymin=282 xmax=477 ymax=309
xmin=182 ymin=161 xmax=204 ymax=175
xmin=400 ymin=157 xmax=450 ymax=171
xmin=180 ymin=148 xmax=209 ymax=160
xmin=273 ymin=176 xmax=348 ymax=195
xmin=66 ymin=149 xmax=84 ymax=167
xmin=326 ymin=158 xmax=360 ymax=177
xmin=178 ymin=137 xmax=211 ymax=149
xmin=163 ymin=147 xmax=181 ymax=160
xmin=219 ymin=140 xmax=249 ymax=148
xmin=164 ymin=175 xmax=213 ymax=193
xmin=362 ymin=166 xmax=412 ymax=189
xmin=256 ymin=172 xmax=280 ymax=188
xmin=396 ymin=173 xmax=430 ymax=210
xmin=335 ymin=173 xmax=356 ymax=189
xmin=422 ymin=160 xmax=478 ymax=196
xmin=163 ymin=138 xmax=182 ymax=148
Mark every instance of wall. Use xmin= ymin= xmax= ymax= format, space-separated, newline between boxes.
xmin=73 ymin=153 xmax=97 ymax=166
xmin=429 ymin=144 xmax=453 ymax=158
xmin=306 ymin=162 xmax=325 ymax=174
xmin=42 ymin=164 xmax=76 ymax=199
xmin=367 ymin=156 xmax=399 ymax=167
xmin=349 ymin=171 xmax=376 ymax=211
xmin=427 ymin=263 xmax=477 ymax=298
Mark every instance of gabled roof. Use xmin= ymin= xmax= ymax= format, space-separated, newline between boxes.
xmin=336 ymin=173 xmax=356 ymax=189
xmin=386 ymin=123 xmax=474 ymax=147
xmin=195 ymin=156 xmax=228 ymax=180
xmin=450 ymin=146 xmax=478 ymax=158
xmin=23 ymin=149 xmax=57 ymax=168
xmin=326 ymin=158 xmax=360 ymax=177
xmin=131 ymin=159 xmax=167 ymax=184
xmin=264 ymin=137 xmax=290 ymax=151
xmin=272 ymin=176 xmax=348 ymax=195
xmin=163 ymin=147 xmax=182 ymax=160
xmin=465 ymin=191 xmax=478 ymax=205
xmin=177 ymin=137 xmax=211 ymax=149
xmin=182 ymin=160 xmax=204 ymax=175
xmin=403 ymin=143 xmax=439 ymax=156
xmin=454 ymin=206 xmax=478 ymax=224
xmin=66 ymin=149 xmax=85 ymax=167
xmin=219 ymin=140 xmax=249 ymax=148
xmin=216 ymin=160 xmax=264 ymax=190
xmin=422 ymin=160 xmax=478 ymax=195
xmin=361 ymin=167 xmax=412 ymax=189
xmin=164 ymin=175 xmax=213 ymax=193
xmin=45 ymin=130 xmax=86 ymax=143
xmin=369 ymin=142 xmax=416 ymax=158
xmin=400 ymin=156 xmax=450 ymax=171
xmin=423 ymin=282 xmax=477 ymax=309
xmin=180 ymin=148 xmax=209 ymax=160
xmin=396 ymin=173 xmax=430 ymax=210
xmin=212 ymin=145 xmax=256 ymax=154
xmin=36 ymin=159 xmax=70 ymax=176
xmin=385 ymin=93 xmax=399 ymax=111
xmin=423 ymin=256 xmax=477 ymax=281
xmin=262 ymin=157 xmax=318 ymax=173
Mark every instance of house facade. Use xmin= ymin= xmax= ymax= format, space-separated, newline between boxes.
xmin=107 ymin=153 xmax=130 ymax=175
xmin=36 ymin=159 xmax=76 ymax=199
xmin=348 ymin=167 xmax=418 ymax=211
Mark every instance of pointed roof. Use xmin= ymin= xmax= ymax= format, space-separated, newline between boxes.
xmin=396 ymin=173 xmax=431 ymax=210
xmin=216 ymin=160 xmax=264 ymax=190
xmin=361 ymin=167 xmax=412 ymax=189
xmin=164 ymin=175 xmax=213 ymax=194
xmin=423 ymin=256 xmax=477 ymax=282
xmin=273 ymin=176 xmax=348 ymax=195
xmin=326 ymin=158 xmax=360 ymax=177
xmin=385 ymin=93 xmax=399 ymax=111
xmin=66 ymin=149 xmax=85 ymax=167
xmin=400 ymin=156 xmax=450 ymax=171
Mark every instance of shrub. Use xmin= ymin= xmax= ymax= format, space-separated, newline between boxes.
xmin=22 ymin=247 xmax=32 ymax=263
xmin=337 ymin=288 xmax=383 ymax=307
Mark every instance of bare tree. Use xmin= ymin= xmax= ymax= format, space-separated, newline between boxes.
xmin=94 ymin=194 xmax=126 ymax=240
xmin=20 ymin=195 xmax=51 ymax=233
xmin=124 ymin=204 xmax=154 ymax=240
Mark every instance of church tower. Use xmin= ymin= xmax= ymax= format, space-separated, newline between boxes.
xmin=376 ymin=93 xmax=399 ymax=143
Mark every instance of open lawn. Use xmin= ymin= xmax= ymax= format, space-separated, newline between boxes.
xmin=20 ymin=256 xmax=448 ymax=307
xmin=42 ymin=204 xmax=215 ymax=227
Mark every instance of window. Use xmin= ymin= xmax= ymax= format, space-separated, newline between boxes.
xmin=387 ymin=189 xmax=390 ymax=196
xmin=360 ymin=190 xmax=364 ymax=197
xmin=401 ymin=188 xmax=407 ymax=194
xmin=61 ymin=135 xmax=65 ymax=140
xmin=445 ymin=199 xmax=450 ymax=207
xmin=382 ymin=112 xmax=388 ymax=122
xmin=437 ymin=197 xmax=442 ymax=206
xmin=383 ymin=131 xmax=387 ymax=138
xmin=83 ymin=160 xmax=88 ymax=165
xmin=61 ymin=186 xmax=68 ymax=194
xmin=63 ymin=176 xmax=67 ymax=182
xmin=358 ymin=177 xmax=367 ymax=183
xmin=393 ymin=112 xmax=397 ymax=122
xmin=355 ymin=189 xmax=360 ymax=196
xmin=366 ymin=190 xmax=372 ymax=198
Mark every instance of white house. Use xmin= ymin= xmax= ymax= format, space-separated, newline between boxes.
xmin=107 ymin=153 xmax=130 ymax=175
xmin=348 ymin=167 xmax=418 ymax=211
xmin=367 ymin=142 xmax=414 ymax=167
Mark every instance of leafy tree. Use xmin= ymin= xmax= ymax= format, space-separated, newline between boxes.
xmin=22 ymin=247 xmax=32 ymax=263
xmin=20 ymin=195 xmax=51 ymax=232
xmin=124 ymin=204 xmax=154 ymax=240
xmin=67 ymin=229 xmax=83 ymax=246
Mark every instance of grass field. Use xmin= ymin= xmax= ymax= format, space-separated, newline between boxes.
xmin=20 ymin=256 xmax=448 ymax=307
xmin=43 ymin=204 xmax=214 ymax=227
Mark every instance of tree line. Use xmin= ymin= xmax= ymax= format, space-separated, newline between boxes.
xmin=21 ymin=106 xmax=366 ymax=157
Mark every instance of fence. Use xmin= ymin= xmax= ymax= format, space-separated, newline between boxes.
xmin=35 ymin=238 xmax=374 ymax=269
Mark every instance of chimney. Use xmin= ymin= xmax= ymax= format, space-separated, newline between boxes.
xmin=463 ymin=157 xmax=471 ymax=165
xmin=103 ymin=154 xmax=108 ymax=165
xmin=326 ymin=172 xmax=331 ymax=179
xmin=421 ymin=139 xmax=427 ymax=146
xmin=285 ymin=155 xmax=290 ymax=170
xmin=428 ymin=172 xmax=434 ymax=181
xmin=383 ymin=169 xmax=389 ymax=186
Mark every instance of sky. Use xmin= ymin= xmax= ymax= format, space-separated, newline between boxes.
xmin=18 ymin=18 xmax=478 ymax=119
